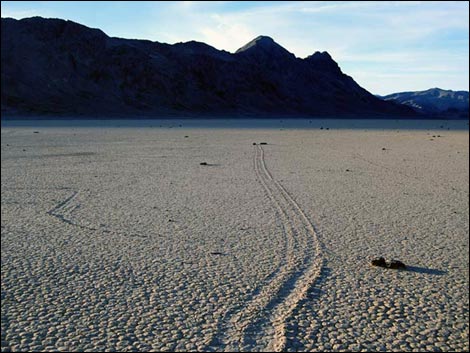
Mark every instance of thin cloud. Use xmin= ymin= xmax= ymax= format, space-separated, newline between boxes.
xmin=1 ymin=8 xmax=45 ymax=19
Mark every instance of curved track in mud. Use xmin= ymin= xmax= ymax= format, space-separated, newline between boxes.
xmin=46 ymin=191 xmax=147 ymax=238
xmin=221 ymin=145 xmax=324 ymax=352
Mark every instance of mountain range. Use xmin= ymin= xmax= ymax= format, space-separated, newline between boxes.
xmin=0 ymin=17 xmax=463 ymax=119
xmin=381 ymin=88 xmax=469 ymax=119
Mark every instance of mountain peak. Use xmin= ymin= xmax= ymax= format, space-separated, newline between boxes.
xmin=235 ymin=36 xmax=294 ymax=60
xmin=236 ymin=36 xmax=275 ymax=52
xmin=305 ymin=51 xmax=335 ymax=63
xmin=308 ymin=51 xmax=332 ymax=59
xmin=305 ymin=51 xmax=342 ymax=74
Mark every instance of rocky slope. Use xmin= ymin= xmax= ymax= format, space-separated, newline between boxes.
xmin=1 ymin=17 xmax=415 ymax=118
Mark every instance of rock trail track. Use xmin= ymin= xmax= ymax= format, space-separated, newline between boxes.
xmin=46 ymin=190 xmax=147 ymax=238
xmin=218 ymin=145 xmax=324 ymax=351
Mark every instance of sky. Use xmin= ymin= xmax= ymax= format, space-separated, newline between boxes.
xmin=1 ymin=1 xmax=469 ymax=95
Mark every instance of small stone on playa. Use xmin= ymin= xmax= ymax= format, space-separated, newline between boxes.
xmin=371 ymin=257 xmax=387 ymax=267
xmin=200 ymin=162 xmax=208 ymax=165
xmin=371 ymin=257 xmax=406 ymax=270
xmin=387 ymin=259 xmax=406 ymax=269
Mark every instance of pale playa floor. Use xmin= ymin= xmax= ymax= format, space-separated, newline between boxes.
xmin=1 ymin=121 xmax=468 ymax=352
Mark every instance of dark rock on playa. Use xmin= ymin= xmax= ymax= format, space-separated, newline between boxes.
xmin=371 ymin=257 xmax=387 ymax=267
xmin=371 ymin=257 xmax=407 ymax=270
xmin=200 ymin=162 xmax=208 ymax=165
xmin=387 ymin=259 xmax=406 ymax=269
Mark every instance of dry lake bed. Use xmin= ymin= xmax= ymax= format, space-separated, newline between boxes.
xmin=1 ymin=119 xmax=469 ymax=352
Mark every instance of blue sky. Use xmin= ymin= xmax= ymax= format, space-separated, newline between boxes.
xmin=1 ymin=1 xmax=468 ymax=95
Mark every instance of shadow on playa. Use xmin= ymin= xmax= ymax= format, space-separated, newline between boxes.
xmin=404 ymin=266 xmax=447 ymax=276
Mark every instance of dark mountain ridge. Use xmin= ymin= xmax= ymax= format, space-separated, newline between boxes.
xmin=1 ymin=17 xmax=416 ymax=118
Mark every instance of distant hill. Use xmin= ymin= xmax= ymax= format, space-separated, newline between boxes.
xmin=1 ymin=17 xmax=416 ymax=118
xmin=382 ymin=88 xmax=469 ymax=119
